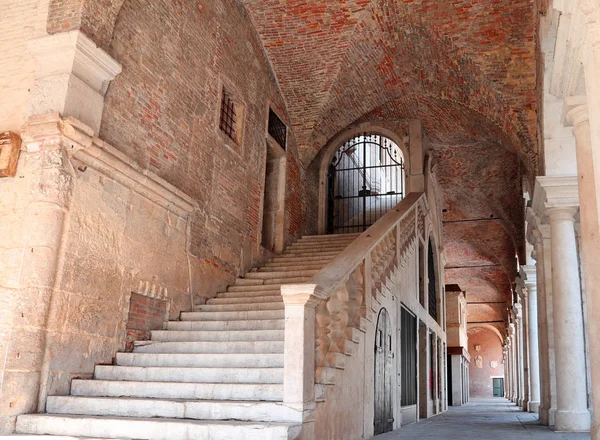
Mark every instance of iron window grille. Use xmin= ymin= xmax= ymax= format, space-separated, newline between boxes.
xmin=219 ymin=88 xmax=237 ymax=142
xmin=268 ymin=109 xmax=287 ymax=149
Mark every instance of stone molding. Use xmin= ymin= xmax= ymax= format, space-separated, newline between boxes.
xmin=27 ymin=30 xmax=122 ymax=134
xmin=532 ymin=176 xmax=579 ymax=224
xmin=519 ymin=265 xmax=537 ymax=291
xmin=29 ymin=30 xmax=121 ymax=95
xmin=22 ymin=113 xmax=197 ymax=217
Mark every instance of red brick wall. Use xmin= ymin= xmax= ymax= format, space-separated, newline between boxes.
xmin=468 ymin=327 xmax=505 ymax=398
xmin=125 ymin=293 xmax=168 ymax=351
xmin=96 ymin=0 xmax=305 ymax=288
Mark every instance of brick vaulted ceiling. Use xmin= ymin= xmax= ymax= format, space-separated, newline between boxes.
xmin=240 ymin=0 xmax=536 ymax=328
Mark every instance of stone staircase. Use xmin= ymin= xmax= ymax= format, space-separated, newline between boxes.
xmin=15 ymin=233 xmax=361 ymax=440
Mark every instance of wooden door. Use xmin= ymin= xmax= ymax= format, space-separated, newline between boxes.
xmin=374 ymin=308 xmax=394 ymax=435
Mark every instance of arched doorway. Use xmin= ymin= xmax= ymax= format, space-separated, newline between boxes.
xmin=327 ymin=133 xmax=405 ymax=234
xmin=374 ymin=308 xmax=394 ymax=435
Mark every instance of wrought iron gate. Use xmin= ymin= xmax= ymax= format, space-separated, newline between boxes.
xmin=327 ymin=134 xmax=404 ymax=234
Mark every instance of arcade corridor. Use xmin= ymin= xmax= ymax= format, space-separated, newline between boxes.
xmin=372 ymin=399 xmax=588 ymax=440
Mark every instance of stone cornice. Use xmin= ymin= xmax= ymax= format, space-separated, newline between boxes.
xmin=532 ymin=176 xmax=579 ymax=223
xmin=22 ymin=113 xmax=197 ymax=217
xmin=519 ymin=265 xmax=537 ymax=289
xmin=29 ymin=30 xmax=122 ymax=95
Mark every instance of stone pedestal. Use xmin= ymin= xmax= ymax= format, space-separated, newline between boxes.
xmin=281 ymin=284 xmax=322 ymax=439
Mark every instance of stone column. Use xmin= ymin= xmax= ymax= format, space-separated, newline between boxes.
xmin=514 ymin=301 xmax=526 ymax=408
xmin=281 ymin=284 xmax=322 ymax=439
xmin=564 ymin=97 xmax=600 ymax=438
xmin=504 ymin=338 xmax=512 ymax=400
xmin=521 ymin=265 xmax=541 ymax=413
xmin=508 ymin=323 xmax=518 ymax=403
xmin=547 ymin=205 xmax=591 ymax=431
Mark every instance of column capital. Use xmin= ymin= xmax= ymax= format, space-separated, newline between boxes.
xmin=563 ymin=96 xmax=589 ymax=128
xmin=519 ymin=265 xmax=537 ymax=289
xmin=546 ymin=206 xmax=579 ymax=223
xmin=532 ymin=176 xmax=579 ymax=223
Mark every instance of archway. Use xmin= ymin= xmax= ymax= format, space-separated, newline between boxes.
xmin=326 ymin=133 xmax=405 ymax=234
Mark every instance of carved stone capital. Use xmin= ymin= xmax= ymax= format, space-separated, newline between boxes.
xmin=563 ymin=96 xmax=589 ymax=128
xmin=532 ymin=176 xmax=579 ymax=224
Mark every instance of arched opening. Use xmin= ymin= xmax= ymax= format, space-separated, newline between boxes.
xmin=327 ymin=133 xmax=405 ymax=234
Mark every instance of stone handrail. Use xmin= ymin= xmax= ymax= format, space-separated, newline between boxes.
xmin=281 ymin=192 xmax=425 ymax=438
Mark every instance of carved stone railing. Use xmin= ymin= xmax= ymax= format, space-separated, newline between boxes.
xmin=281 ymin=192 xmax=426 ymax=439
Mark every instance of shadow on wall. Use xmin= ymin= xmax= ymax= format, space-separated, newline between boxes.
xmin=467 ymin=327 xmax=505 ymax=398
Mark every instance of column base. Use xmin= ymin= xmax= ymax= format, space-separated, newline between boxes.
xmin=528 ymin=401 xmax=540 ymax=413
xmin=592 ymin=421 xmax=600 ymax=440
xmin=554 ymin=409 xmax=591 ymax=432
xmin=518 ymin=398 xmax=525 ymax=408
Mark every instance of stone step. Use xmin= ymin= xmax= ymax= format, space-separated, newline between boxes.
xmin=257 ymin=262 xmax=325 ymax=271
xmin=234 ymin=278 xmax=265 ymax=286
xmin=217 ymin=288 xmax=281 ymax=298
xmin=151 ymin=328 xmax=284 ymax=342
xmin=180 ymin=309 xmax=284 ymax=321
xmin=115 ymin=352 xmax=284 ymax=368
xmin=71 ymin=379 xmax=284 ymax=401
xmin=263 ymin=276 xmax=310 ymax=285
xmin=94 ymin=365 xmax=283 ymax=383
xmin=166 ymin=319 xmax=284 ymax=331
xmin=227 ymin=284 xmax=283 ymax=292
xmin=45 ymin=396 xmax=302 ymax=424
xmin=268 ymin=255 xmax=333 ymax=264
xmin=244 ymin=270 xmax=319 ymax=280
xmin=300 ymin=232 xmax=361 ymax=239
xmin=197 ymin=302 xmax=284 ymax=312
xmin=132 ymin=340 xmax=284 ymax=354
xmin=278 ymin=250 xmax=341 ymax=258
xmin=16 ymin=414 xmax=300 ymax=440
xmin=286 ymin=242 xmax=351 ymax=250
xmin=207 ymin=295 xmax=283 ymax=305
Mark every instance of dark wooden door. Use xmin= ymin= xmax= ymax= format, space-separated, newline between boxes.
xmin=374 ymin=308 xmax=394 ymax=435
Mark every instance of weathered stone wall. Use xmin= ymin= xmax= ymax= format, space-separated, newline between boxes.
xmin=467 ymin=327 xmax=505 ymax=398
xmin=0 ymin=116 xmax=197 ymax=431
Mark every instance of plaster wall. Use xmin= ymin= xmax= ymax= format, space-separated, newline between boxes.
xmin=467 ymin=327 xmax=505 ymax=398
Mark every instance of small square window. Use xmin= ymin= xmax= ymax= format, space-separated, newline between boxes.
xmin=219 ymin=88 xmax=244 ymax=147
xmin=220 ymin=88 xmax=237 ymax=141
xmin=268 ymin=109 xmax=287 ymax=150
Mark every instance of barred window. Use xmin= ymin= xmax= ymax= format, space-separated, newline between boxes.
xmin=268 ymin=109 xmax=287 ymax=149
xmin=219 ymin=88 xmax=237 ymax=141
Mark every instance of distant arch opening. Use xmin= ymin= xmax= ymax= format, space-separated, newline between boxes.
xmin=327 ymin=133 xmax=405 ymax=234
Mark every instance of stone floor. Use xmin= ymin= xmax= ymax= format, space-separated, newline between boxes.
xmin=371 ymin=399 xmax=589 ymax=440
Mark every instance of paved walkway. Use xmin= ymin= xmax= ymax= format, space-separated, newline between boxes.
xmin=371 ymin=399 xmax=589 ymax=440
